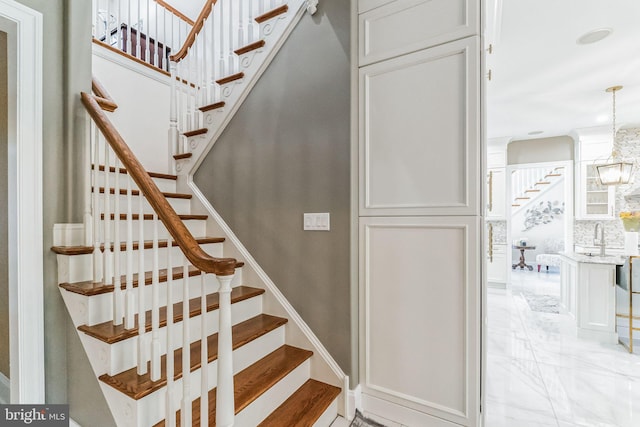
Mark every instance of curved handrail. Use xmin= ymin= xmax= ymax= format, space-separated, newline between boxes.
xmin=169 ymin=0 xmax=216 ymax=62
xmin=155 ymin=0 xmax=195 ymax=26
xmin=92 ymin=76 xmax=118 ymax=112
xmin=81 ymin=91 xmax=237 ymax=276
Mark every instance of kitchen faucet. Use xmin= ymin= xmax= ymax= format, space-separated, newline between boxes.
xmin=594 ymin=222 xmax=606 ymax=256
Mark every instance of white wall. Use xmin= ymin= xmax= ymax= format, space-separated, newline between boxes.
xmin=92 ymin=49 xmax=171 ymax=174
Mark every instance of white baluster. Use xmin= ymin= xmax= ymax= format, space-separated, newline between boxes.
xmin=116 ymin=0 xmax=121 ymax=51
xmin=195 ymin=37 xmax=201 ymax=128
xmin=200 ymin=273 xmax=208 ymax=426
xmin=181 ymin=258 xmax=191 ymax=427
xmin=259 ymin=0 xmax=264 ymax=16
xmin=106 ymin=0 xmax=111 ymax=44
xmin=151 ymin=214 xmax=161 ymax=381
xmin=154 ymin=1 xmax=159 ymax=68
xmin=113 ymin=158 xmax=123 ymax=326
xmin=169 ymin=60 xmax=179 ymax=170
xmin=125 ymin=170 xmax=135 ymax=330
xmin=238 ymin=0 xmax=245 ymax=48
xmin=92 ymin=127 xmax=102 ymax=283
xmin=165 ymin=244 xmax=176 ymax=427
xmin=93 ymin=0 xmax=98 ymax=38
xmin=136 ymin=0 xmax=142 ymax=59
xmin=219 ymin=0 xmax=226 ymax=78
xmin=127 ymin=0 xmax=133 ymax=55
xmin=145 ymin=0 xmax=151 ymax=64
xmin=103 ymin=143 xmax=113 ymax=291
xmin=216 ymin=273 xmax=236 ymax=427
xmin=228 ymin=0 xmax=235 ymax=74
xmin=137 ymin=192 xmax=148 ymax=375
xmin=248 ymin=0 xmax=255 ymax=43
xmin=85 ymin=117 xmax=93 ymax=247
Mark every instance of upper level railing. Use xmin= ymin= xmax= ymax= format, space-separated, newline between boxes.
xmin=92 ymin=0 xmax=195 ymax=72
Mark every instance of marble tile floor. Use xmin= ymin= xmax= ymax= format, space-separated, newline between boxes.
xmin=486 ymin=269 xmax=640 ymax=427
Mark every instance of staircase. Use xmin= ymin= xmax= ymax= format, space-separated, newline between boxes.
xmin=511 ymin=166 xmax=564 ymax=211
xmin=53 ymin=1 xmax=346 ymax=425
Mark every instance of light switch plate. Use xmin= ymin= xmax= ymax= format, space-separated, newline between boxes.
xmin=303 ymin=213 xmax=330 ymax=231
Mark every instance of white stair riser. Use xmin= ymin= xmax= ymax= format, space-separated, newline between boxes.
xmin=96 ymin=193 xmax=192 ymax=216
xmin=313 ymin=398 xmax=339 ymax=427
xmin=99 ymin=218 xmax=207 ymax=241
xmin=235 ymin=359 xmax=311 ymax=427
xmin=93 ymin=171 xmax=177 ymax=193
xmin=99 ymin=327 xmax=286 ymax=427
xmin=79 ymin=296 xmax=265 ymax=376
xmin=56 ymin=242 xmax=223 ymax=284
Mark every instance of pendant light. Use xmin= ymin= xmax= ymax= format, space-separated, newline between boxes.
xmin=596 ymin=85 xmax=633 ymax=185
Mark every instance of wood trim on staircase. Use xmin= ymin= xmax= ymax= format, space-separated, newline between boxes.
xmin=95 ymin=186 xmax=192 ymax=199
xmin=82 ymin=92 xmax=237 ymax=276
xmin=198 ymin=101 xmax=225 ymax=112
xmin=183 ymin=128 xmax=208 ymax=137
xmin=94 ymin=164 xmax=178 ymax=181
xmin=216 ymin=72 xmax=244 ymax=85
xmin=52 ymin=236 xmax=225 ymax=255
xmin=234 ymin=40 xmax=266 ymax=56
xmin=92 ymin=77 xmax=118 ymax=112
xmin=169 ymin=0 xmax=216 ymax=62
xmin=255 ymin=5 xmax=289 ymax=24
xmin=173 ymin=153 xmax=193 ymax=160
xmin=154 ymin=0 xmax=195 ymax=26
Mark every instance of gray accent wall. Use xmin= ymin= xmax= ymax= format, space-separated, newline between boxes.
xmin=8 ymin=1 xmax=114 ymax=424
xmin=194 ymin=0 xmax=352 ymax=377
xmin=0 ymin=30 xmax=8 ymax=380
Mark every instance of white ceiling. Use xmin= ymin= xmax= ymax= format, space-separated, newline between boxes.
xmin=486 ymin=0 xmax=640 ymax=143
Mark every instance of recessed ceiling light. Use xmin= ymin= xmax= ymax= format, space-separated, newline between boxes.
xmin=528 ymin=131 xmax=544 ymax=135
xmin=577 ymin=28 xmax=613 ymax=45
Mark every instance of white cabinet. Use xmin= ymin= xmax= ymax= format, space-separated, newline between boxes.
xmin=576 ymin=161 xmax=615 ymax=219
xmin=487 ymin=243 xmax=506 ymax=286
xmin=357 ymin=0 xmax=482 ymax=424
xmin=578 ymin=263 xmax=617 ymax=340
xmin=560 ymin=255 xmax=617 ymax=343
xmin=486 ymin=168 xmax=505 ymax=219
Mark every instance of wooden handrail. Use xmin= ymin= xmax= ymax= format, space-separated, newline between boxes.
xmin=92 ymin=76 xmax=118 ymax=112
xmin=169 ymin=0 xmax=216 ymax=62
xmin=155 ymin=0 xmax=195 ymax=26
xmin=81 ymin=91 xmax=237 ymax=276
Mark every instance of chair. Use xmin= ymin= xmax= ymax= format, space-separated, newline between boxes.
xmin=535 ymin=238 xmax=564 ymax=272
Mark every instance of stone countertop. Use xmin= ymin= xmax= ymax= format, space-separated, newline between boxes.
xmin=559 ymin=251 xmax=626 ymax=265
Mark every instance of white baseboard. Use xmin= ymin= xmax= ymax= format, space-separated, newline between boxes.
xmin=361 ymin=394 xmax=460 ymax=427
xmin=0 ymin=372 xmax=9 ymax=404
xmin=347 ymin=385 xmax=362 ymax=420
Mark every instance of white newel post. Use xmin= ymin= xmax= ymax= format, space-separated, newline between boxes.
xmin=169 ymin=60 xmax=179 ymax=171
xmin=216 ymin=273 xmax=236 ymax=427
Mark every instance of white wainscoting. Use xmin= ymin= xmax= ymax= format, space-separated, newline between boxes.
xmin=359 ymin=36 xmax=480 ymax=217
xmin=358 ymin=0 xmax=479 ymax=66
xmin=359 ymin=216 xmax=480 ymax=426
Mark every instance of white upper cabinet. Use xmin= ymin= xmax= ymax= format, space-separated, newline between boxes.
xmin=359 ymin=36 xmax=480 ymax=216
xmin=359 ymin=0 xmax=480 ymax=66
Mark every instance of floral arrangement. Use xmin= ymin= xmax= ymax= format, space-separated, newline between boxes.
xmin=620 ymin=211 xmax=640 ymax=232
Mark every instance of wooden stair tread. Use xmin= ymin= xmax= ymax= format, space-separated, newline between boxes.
xmin=94 ymin=164 xmax=177 ymax=181
xmin=95 ymin=187 xmax=192 ymax=199
xmin=174 ymin=153 xmax=192 ymax=161
xmin=545 ymin=173 xmax=562 ymax=177
xmin=183 ymin=128 xmax=207 ymax=137
xmin=257 ymin=379 xmax=341 ymax=427
xmin=512 ymin=204 xmax=521 ymax=207
xmin=60 ymin=262 xmax=245 ymax=296
xmin=78 ymin=285 xmax=262 ymax=344
xmin=234 ymin=40 xmax=265 ymax=56
xmin=514 ymin=197 xmax=530 ymax=200
xmin=154 ymin=345 xmax=313 ymax=427
xmin=52 ymin=237 xmax=224 ymax=256
xmin=100 ymin=213 xmax=207 ymax=220
xmin=535 ymin=181 xmax=551 ymax=185
xmin=524 ymin=189 xmax=541 ymax=193
xmin=199 ymin=101 xmax=226 ymax=112
xmin=99 ymin=314 xmax=287 ymax=400
xmin=255 ymin=5 xmax=288 ymax=23
xmin=216 ymin=72 xmax=244 ymax=85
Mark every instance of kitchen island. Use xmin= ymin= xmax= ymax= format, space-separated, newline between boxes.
xmin=559 ymin=252 xmax=625 ymax=343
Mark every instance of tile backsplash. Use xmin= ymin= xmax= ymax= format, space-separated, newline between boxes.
xmin=574 ymin=128 xmax=640 ymax=248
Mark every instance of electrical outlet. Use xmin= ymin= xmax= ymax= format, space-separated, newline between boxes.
xmin=303 ymin=213 xmax=330 ymax=231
